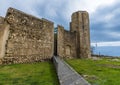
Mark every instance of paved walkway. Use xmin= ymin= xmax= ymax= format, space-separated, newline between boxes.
xmin=53 ymin=56 xmax=91 ymax=85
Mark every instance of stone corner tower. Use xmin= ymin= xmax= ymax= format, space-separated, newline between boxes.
xmin=70 ymin=11 xmax=91 ymax=58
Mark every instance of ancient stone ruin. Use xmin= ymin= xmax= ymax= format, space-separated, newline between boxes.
xmin=0 ymin=7 xmax=91 ymax=64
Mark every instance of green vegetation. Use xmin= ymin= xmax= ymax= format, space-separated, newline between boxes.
xmin=0 ymin=61 xmax=59 ymax=85
xmin=66 ymin=58 xmax=120 ymax=85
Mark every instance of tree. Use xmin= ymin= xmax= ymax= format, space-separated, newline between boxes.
xmin=91 ymin=46 xmax=95 ymax=54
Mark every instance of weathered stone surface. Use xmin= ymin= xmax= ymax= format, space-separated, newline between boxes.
xmin=0 ymin=18 xmax=9 ymax=58
xmin=57 ymin=25 xmax=77 ymax=58
xmin=0 ymin=58 xmax=2 ymax=64
xmin=57 ymin=11 xmax=91 ymax=58
xmin=2 ymin=55 xmax=50 ymax=64
xmin=0 ymin=7 xmax=54 ymax=64
xmin=70 ymin=11 xmax=91 ymax=58
xmin=57 ymin=25 xmax=65 ymax=58
xmin=0 ymin=17 xmax=4 ymax=24
xmin=0 ymin=8 xmax=91 ymax=64
xmin=7 ymin=8 xmax=53 ymax=60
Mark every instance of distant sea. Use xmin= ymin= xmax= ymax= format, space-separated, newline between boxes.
xmin=93 ymin=46 xmax=120 ymax=57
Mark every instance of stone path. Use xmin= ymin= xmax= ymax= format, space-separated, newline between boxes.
xmin=53 ymin=56 xmax=91 ymax=85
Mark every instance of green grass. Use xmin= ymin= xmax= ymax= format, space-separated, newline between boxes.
xmin=0 ymin=61 xmax=59 ymax=85
xmin=66 ymin=58 xmax=120 ymax=85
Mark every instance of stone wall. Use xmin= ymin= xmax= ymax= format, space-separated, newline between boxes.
xmin=57 ymin=25 xmax=64 ymax=57
xmin=57 ymin=11 xmax=91 ymax=59
xmin=64 ymin=30 xmax=77 ymax=58
xmin=0 ymin=17 xmax=10 ymax=58
xmin=0 ymin=8 xmax=54 ymax=64
xmin=0 ymin=17 xmax=4 ymax=24
xmin=81 ymin=12 xmax=91 ymax=58
xmin=57 ymin=25 xmax=77 ymax=58
xmin=0 ymin=8 xmax=91 ymax=64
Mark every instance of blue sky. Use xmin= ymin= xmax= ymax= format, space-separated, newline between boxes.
xmin=0 ymin=0 xmax=120 ymax=56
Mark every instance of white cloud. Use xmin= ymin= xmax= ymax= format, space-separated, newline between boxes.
xmin=108 ymin=32 xmax=120 ymax=38
xmin=0 ymin=0 xmax=118 ymax=18
xmin=67 ymin=0 xmax=116 ymax=13
xmin=91 ymin=41 xmax=120 ymax=47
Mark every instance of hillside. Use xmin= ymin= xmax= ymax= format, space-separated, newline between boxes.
xmin=66 ymin=58 xmax=120 ymax=85
xmin=0 ymin=61 xmax=59 ymax=85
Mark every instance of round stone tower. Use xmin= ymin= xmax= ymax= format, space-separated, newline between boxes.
xmin=70 ymin=11 xmax=91 ymax=58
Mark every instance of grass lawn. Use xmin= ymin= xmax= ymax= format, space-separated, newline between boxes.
xmin=0 ymin=61 xmax=59 ymax=85
xmin=66 ymin=58 xmax=120 ymax=85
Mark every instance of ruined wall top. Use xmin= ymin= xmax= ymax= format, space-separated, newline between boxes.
xmin=5 ymin=7 xmax=53 ymax=27
xmin=71 ymin=11 xmax=89 ymax=23
xmin=72 ymin=11 xmax=89 ymax=16
xmin=57 ymin=25 xmax=64 ymax=29
xmin=42 ymin=18 xmax=54 ymax=24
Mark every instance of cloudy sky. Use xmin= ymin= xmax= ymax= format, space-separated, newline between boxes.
xmin=0 ymin=0 xmax=120 ymax=56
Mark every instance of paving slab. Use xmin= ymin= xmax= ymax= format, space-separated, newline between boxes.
xmin=53 ymin=56 xmax=91 ymax=85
